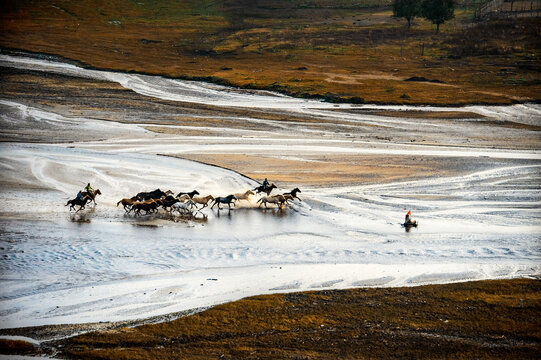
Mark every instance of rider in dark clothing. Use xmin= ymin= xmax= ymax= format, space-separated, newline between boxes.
xmin=77 ymin=191 xmax=84 ymax=200
xmin=262 ymin=178 xmax=270 ymax=189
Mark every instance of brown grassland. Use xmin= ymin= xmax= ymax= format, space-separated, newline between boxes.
xmin=1 ymin=2 xmax=540 ymax=359
xmin=2 ymin=279 xmax=539 ymax=359
xmin=1 ymin=0 xmax=540 ymax=105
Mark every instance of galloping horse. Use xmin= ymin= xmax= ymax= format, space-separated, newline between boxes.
xmin=234 ymin=190 xmax=254 ymax=205
xmin=160 ymin=195 xmax=181 ymax=212
xmin=176 ymin=190 xmax=200 ymax=199
xmin=172 ymin=200 xmax=195 ymax=214
xmin=117 ymin=196 xmax=138 ymax=212
xmin=284 ymin=187 xmax=301 ymax=201
xmin=132 ymin=199 xmax=163 ymax=216
xmin=192 ymin=195 xmax=215 ymax=209
xmin=257 ymin=194 xmax=286 ymax=209
xmin=254 ymin=183 xmax=277 ymax=196
xmin=66 ymin=196 xmax=91 ymax=212
xmin=82 ymin=189 xmax=102 ymax=204
xmin=135 ymin=189 xmax=167 ymax=201
xmin=211 ymin=195 xmax=237 ymax=210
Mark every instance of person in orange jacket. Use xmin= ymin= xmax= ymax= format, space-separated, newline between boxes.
xmin=404 ymin=210 xmax=416 ymax=226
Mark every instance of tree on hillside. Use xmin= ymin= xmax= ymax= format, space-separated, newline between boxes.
xmin=421 ymin=0 xmax=454 ymax=33
xmin=393 ymin=0 xmax=420 ymax=29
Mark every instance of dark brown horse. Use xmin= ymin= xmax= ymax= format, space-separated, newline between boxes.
xmin=176 ymin=190 xmax=200 ymax=199
xmin=132 ymin=199 xmax=163 ymax=216
xmin=82 ymin=189 xmax=102 ymax=204
xmin=66 ymin=196 xmax=91 ymax=212
xmin=254 ymin=183 xmax=277 ymax=196
xmin=135 ymin=189 xmax=167 ymax=201
xmin=284 ymin=187 xmax=301 ymax=201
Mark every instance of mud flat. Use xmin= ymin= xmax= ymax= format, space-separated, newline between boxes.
xmin=0 ymin=55 xmax=540 ymax=357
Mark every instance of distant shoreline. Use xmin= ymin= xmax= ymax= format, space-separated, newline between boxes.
xmin=1 ymin=48 xmax=534 ymax=108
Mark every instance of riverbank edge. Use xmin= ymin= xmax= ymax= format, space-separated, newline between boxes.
xmin=1 ymin=48 xmax=535 ymax=108
xmin=1 ymin=277 xmax=539 ymax=358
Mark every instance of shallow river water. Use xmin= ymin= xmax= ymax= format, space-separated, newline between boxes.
xmin=0 ymin=55 xmax=540 ymax=329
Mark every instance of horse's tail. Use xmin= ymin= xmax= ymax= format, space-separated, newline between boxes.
xmin=116 ymin=200 xmax=122 ymax=207
xmin=65 ymin=200 xmax=71 ymax=206
xmin=257 ymin=198 xmax=263 ymax=204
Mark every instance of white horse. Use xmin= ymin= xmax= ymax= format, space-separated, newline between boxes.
xmin=172 ymin=200 xmax=195 ymax=214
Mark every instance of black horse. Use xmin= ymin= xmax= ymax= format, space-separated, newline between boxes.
xmin=160 ymin=195 xmax=181 ymax=212
xmin=284 ymin=187 xmax=301 ymax=201
xmin=211 ymin=194 xmax=238 ymax=210
xmin=65 ymin=196 xmax=91 ymax=212
xmin=254 ymin=183 xmax=277 ymax=196
xmin=135 ymin=189 xmax=167 ymax=201
xmin=176 ymin=190 xmax=200 ymax=199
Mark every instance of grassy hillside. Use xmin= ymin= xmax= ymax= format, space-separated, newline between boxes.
xmin=1 ymin=0 xmax=540 ymax=104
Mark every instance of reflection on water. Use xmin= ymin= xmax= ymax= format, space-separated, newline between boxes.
xmin=69 ymin=205 xmax=96 ymax=223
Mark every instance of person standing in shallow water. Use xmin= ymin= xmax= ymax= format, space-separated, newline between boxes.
xmin=405 ymin=210 xmax=412 ymax=224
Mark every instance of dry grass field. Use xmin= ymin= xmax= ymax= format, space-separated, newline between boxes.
xmin=2 ymin=279 xmax=539 ymax=359
xmin=1 ymin=0 xmax=540 ymax=105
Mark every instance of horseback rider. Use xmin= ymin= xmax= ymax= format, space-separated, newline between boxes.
xmin=84 ymin=183 xmax=93 ymax=194
xmin=76 ymin=190 xmax=84 ymax=201
xmin=262 ymin=178 xmax=270 ymax=190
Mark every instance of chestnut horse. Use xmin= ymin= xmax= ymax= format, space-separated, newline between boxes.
xmin=117 ymin=196 xmax=138 ymax=212
xmin=82 ymin=189 xmax=102 ymax=204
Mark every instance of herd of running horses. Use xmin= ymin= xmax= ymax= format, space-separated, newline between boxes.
xmin=65 ymin=183 xmax=302 ymax=216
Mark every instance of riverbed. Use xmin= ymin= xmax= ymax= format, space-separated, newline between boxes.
xmin=0 ymin=54 xmax=540 ymax=332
